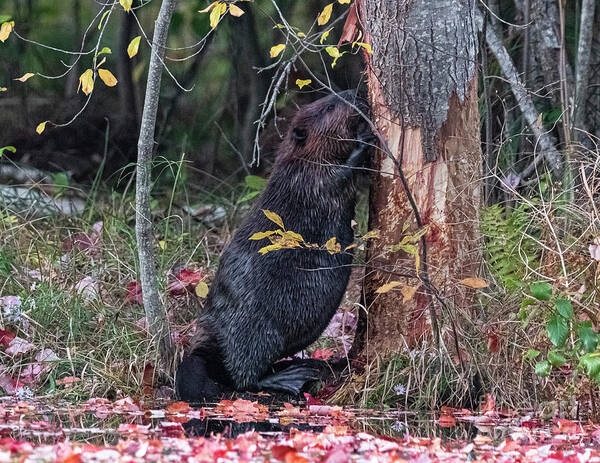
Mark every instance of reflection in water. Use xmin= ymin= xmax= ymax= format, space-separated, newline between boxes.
xmin=183 ymin=418 xmax=324 ymax=438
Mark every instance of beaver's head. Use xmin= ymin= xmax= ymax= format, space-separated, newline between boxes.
xmin=284 ymin=90 xmax=370 ymax=164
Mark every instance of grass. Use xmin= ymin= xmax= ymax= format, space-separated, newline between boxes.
xmin=0 ymin=155 xmax=597 ymax=412
xmin=0 ymin=174 xmax=235 ymax=400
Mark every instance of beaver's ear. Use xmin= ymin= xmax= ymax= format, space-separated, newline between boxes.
xmin=292 ymin=127 xmax=307 ymax=142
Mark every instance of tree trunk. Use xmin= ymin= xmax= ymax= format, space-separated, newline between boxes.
xmin=355 ymin=0 xmax=483 ymax=355
xmin=135 ymin=0 xmax=178 ymax=371
xmin=573 ymin=0 xmax=597 ymax=140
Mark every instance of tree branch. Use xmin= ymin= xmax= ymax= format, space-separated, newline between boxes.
xmin=477 ymin=7 xmax=563 ymax=178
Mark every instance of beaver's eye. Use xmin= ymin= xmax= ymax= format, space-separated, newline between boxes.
xmin=326 ymin=104 xmax=336 ymax=112
xmin=292 ymin=127 xmax=307 ymax=142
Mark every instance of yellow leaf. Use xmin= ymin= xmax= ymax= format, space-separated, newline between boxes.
xmin=0 ymin=87 xmax=6 ymax=92
xmin=229 ymin=4 xmax=244 ymax=17
xmin=98 ymin=11 xmax=110 ymax=30
xmin=296 ymin=79 xmax=311 ymax=89
xmin=325 ymin=46 xmax=340 ymax=58
xmin=320 ymin=28 xmax=332 ymax=44
xmin=195 ymin=281 xmax=209 ymax=298
xmin=262 ymin=209 xmax=284 ymax=229
xmin=282 ymin=230 xmax=304 ymax=243
xmin=353 ymin=41 xmax=373 ymax=54
xmin=361 ymin=229 xmax=380 ymax=240
xmin=14 ymin=73 xmax=35 ymax=82
xmin=317 ymin=3 xmax=333 ymax=26
xmin=249 ymin=230 xmax=277 ymax=240
xmin=78 ymin=69 xmax=94 ymax=95
xmin=325 ymin=237 xmax=341 ymax=254
xmin=98 ymin=68 xmax=118 ymax=87
xmin=199 ymin=1 xmax=217 ymax=13
xmin=258 ymin=243 xmax=283 ymax=255
xmin=536 ymin=112 xmax=543 ymax=129
xmin=376 ymin=281 xmax=402 ymax=294
xmin=344 ymin=243 xmax=357 ymax=251
xmin=158 ymin=240 xmax=166 ymax=250
xmin=36 ymin=121 xmax=48 ymax=135
xmin=338 ymin=0 xmax=351 ymax=3
xmin=459 ymin=277 xmax=489 ymax=289
xmin=209 ymin=2 xmax=227 ymax=29
xmin=270 ymin=43 xmax=286 ymax=58
xmin=128 ymin=36 xmax=141 ymax=58
xmin=401 ymin=285 xmax=419 ymax=303
xmin=298 ymin=32 xmax=306 ymax=37
xmin=120 ymin=0 xmax=133 ymax=12
xmin=0 ymin=21 xmax=14 ymax=43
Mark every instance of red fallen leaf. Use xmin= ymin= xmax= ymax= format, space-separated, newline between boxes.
xmin=113 ymin=396 xmax=141 ymax=413
xmin=303 ymin=392 xmax=322 ymax=406
xmin=55 ymin=376 xmax=80 ymax=387
xmin=487 ymin=331 xmax=500 ymax=353
xmin=285 ymin=452 xmax=308 ymax=463
xmin=521 ymin=419 xmax=542 ymax=429
xmin=272 ymin=445 xmax=296 ymax=460
xmin=279 ymin=402 xmax=303 ymax=418
xmin=142 ymin=363 xmax=155 ymax=396
xmin=117 ymin=423 xmax=149 ymax=434
xmin=62 ymin=221 xmax=103 ymax=257
xmin=61 ymin=453 xmax=82 ymax=463
xmin=554 ymin=418 xmax=583 ymax=434
xmin=499 ymin=438 xmax=521 ymax=452
xmin=0 ymin=329 xmax=15 ymax=348
xmin=440 ymin=406 xmax=458 ymax=416
xmin=323 ymin=447 xmax=350 ymax=463
xmin=480 ymin=393 xmax=496 ymax=413
xmin=439 ymin=415 xmax=456 ymax=427
xmin=338 ymin=2 xmax=359 ymax=46
xmin=167 ymin=401 xmax=192 ymax=415
xmin=160 ymin=421 xmax=185 ymax=438
xmin=215 ymin=398 xmax=269 ymax=423
xmin=310 ymin=349 xmax=333 ymax=360
xmin=126 ymin=281 xmax=143 ymax=304
xmin=167 ymin=268 xmax=205 ymax=296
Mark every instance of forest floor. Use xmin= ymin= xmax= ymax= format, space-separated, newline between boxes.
xmin=1 ymin=396 xmax=600 ymax=462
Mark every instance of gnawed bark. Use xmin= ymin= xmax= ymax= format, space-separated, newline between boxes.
xmin=356 ymin=0 xmax=482 ymax=355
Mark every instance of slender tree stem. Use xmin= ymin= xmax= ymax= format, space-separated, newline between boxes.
xmin=135 ymin=0 xmax=179 ymax=370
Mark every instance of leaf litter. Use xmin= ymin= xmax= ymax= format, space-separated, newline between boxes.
xmin=0 ymin=396 xmax=600 ymax=462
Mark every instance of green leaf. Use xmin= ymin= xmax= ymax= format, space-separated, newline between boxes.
xmin=239 ymin=191 xmax=261 ymax=202
xmin=0 ymin=15 xmax=12 ymax=23
xmin=530 ymin=282 xmax=552 ymax=301
xmin=523 ymin=349 xmax=540 ymax=361
xmin=554 ymin=298 xmax=573 ymax=320
xmin=546 ymin=313 xmax=568 ymax=347
xmin=0 ymin=145 xmax=16 ymax=157
xmin=547 ymin=350 xmax=566 ymax=367
xmin=535 ymin=360 xmax=551 ymax=376
xmin=95 ymin=47 xmax=112 ymax=58
xmin=244 ymin=175 xmax=267 ymax=191
xmin=51 ymin=172 xmax=69 ymax=192
xmin=577 ymin=323 xmax=598 ymax=353
xmin=579 ymin=353 xmax=600 ymax=379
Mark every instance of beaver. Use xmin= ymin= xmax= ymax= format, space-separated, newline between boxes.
xmin=176 ymin=90 xmax=372 ymax=402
